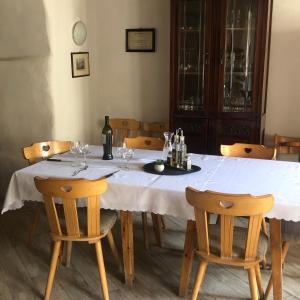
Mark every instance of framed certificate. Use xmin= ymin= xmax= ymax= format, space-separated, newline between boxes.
xmin=126 ymin=28 xmax=156 ymax=52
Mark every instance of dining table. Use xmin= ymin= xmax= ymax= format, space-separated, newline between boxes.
xmin=2 ymin=145 xmax=300 ymax=300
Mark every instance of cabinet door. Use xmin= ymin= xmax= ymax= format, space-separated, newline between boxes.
xmin=170 ymin=0 xmax=211 ymax=113
xmin=217 ymin=0 xmax=258 ymax=113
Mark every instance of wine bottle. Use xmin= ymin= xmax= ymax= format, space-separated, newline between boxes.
xmin=102 ymin=116 xmax=113 ymax=160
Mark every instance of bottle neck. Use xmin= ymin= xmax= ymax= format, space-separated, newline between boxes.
xmin=105 ymin=116 xmax=109 ymax=126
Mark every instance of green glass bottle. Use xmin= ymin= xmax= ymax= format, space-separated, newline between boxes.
xmin=102 ymin=116 xmax=113 ymax=160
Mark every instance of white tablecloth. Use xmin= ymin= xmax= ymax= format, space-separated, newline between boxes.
xmin=3 ymin=146 xmax=300 ymax=221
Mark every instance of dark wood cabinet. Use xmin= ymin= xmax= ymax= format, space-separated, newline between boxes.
xmin=169 ymin=0 xmax=273 ymax=154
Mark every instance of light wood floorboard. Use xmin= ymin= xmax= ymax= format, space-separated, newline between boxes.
xmin=0 ymin=203 xmax=299 ymax=300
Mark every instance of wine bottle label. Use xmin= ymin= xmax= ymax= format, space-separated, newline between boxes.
xmin=102 ymin=134 xmax=106 ymax=144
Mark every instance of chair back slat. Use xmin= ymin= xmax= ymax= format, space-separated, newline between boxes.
xmin=34 ymin=177 xmax=107 ymax=241
xmin=186 ymin=187 xmax=274 ymax=262
xmin=220 ymin=215 xmax=234 ymax=258
xmin=43 ymin=195 xmax=62 ymax=236
xmin=124 ymin=136 xmax=164 ymax=151
xmin=194 ymin=209 xmax=210 ymax=254
xmin=110 ymin=118 xmax=141 ymax=146
xmin=62 ymin=198 xmax=80 ymax=237
xmin=275 ymin=135 xmax=300 ymax=161
xmin=23 ymin=140 xmax=71 ymax=164
xmin=220 ymin=143 xmax=276 ymax=160
xmin=142 ymin=122 xmax=169 ymax=138
xmin=87 ymin=196 xmax=100 ymax=236
xmin=245 ymin=215 xmax=263 ymax=259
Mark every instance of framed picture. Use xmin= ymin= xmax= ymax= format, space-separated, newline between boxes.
xmin=71 ymin=52 xmax=90 ymax=78
xmin=126 ymin=28 xmax=156 ymax=52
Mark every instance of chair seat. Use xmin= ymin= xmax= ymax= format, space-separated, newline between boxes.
xmin=281 ymin=220 xmax=300 ymax=243
xmin=208 ymin=224 xmax=268 ymax=259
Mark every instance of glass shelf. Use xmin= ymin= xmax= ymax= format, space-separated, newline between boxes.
xmin=222 ymin=0 xmax=256 ymax=113
xmin=177 ymin=0 xmax=206 ymax=112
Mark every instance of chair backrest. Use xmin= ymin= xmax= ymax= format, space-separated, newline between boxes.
xmin=110 ymin=118 xmax=141 ymax=146
xmin=23 ymin=140 xmax=72 ymax=165
xmin=142 ymin=122 xmax=169 ymax=138
xmin=124 ymin=136 xmax=164 ymax=151
xmin=275 ymin=135 xmax=300 ymax=162
xmin=186 ymin=187 xmax=274 ymax=261
xmin=220 ymin=143 xmax=276 ymax=160
xmin=34 ymin=177 xmax=107 ymax=242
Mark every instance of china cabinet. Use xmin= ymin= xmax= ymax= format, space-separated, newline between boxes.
xmin=169 ymin=0 xmax=273 ymax=154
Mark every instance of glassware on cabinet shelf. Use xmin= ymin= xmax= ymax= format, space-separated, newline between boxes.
xmin=222 ymin=0 xmax=256 ymax=113
xmin=177 ymin=0 xmax=206 ymax=112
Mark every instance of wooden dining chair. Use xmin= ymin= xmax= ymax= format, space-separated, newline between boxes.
xmin=34 ymin=177 xmax=121 ymax=300
xmin=124 ymin=136 xmax=165 ymax=249
xmin=264 ymin=220 xmax=300 ymax=299
xmin=110 ymin=118 xmax=140 ymax=146
xmin=220 ymin=142 xmax=275 ymax=234
xmin=186 ymin=187 xmax=274 ymax=300
xmin=23 ymin=140 xmax=72 ymax=247
xmin=274 ymin=134 xmax=300 ymax=162
xmin=142 ymin=121 xmax=169 ymax=138
xmin=220 ymin=143 xmax=276 ymax=160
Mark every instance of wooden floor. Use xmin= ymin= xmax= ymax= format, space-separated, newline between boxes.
xmin=0 ymin=203 xmax=300 ymax=300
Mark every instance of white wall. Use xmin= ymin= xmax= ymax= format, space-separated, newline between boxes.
xmin=265 ymin=0 xmax=300 ymax=144
xmin=87 ymin=0 xmax=170 ymax=144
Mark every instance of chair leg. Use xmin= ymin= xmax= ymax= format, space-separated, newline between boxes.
xmin=151 ymin=213 xmax=163 ymax=247
xmin=191 ymin=260 xmax=208 ymax=300
xmin=28 ymin=204 xmax=42 ymax=248
xmin=95 ymin=241 xmax=109 ymax=300
xmin=248 ymin=267 xmax=258 ymax=300
xmin=106 ymin=230 xmax=122 ymax=272
xmin=141 ymin=212 xmax=149 ymax=250
xmin=44 ymin=241 xmax=61 ymax=300
xmin=63 ymin=241 xmax=72 ymax=267
xmin=264 ymin=241 xmax=290 ymax=300
xmin=255 ymin=264 xmax=264 ymax=299
xmin=160 ymin=216 xmax=166 ymax=230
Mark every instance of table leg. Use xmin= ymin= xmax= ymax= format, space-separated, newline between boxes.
xmin=270 ymin=218 xmax=282 ymax=300
xmin=120 ymin=211 xmax=134 ymax=286
xmin=179 ymin=220 xmax=196 ymax=297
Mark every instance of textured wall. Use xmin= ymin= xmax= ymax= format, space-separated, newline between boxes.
xmin=0 ymin=0 xmax=53 ymax=197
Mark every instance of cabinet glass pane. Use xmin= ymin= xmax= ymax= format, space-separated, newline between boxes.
xmin=177 ymin=0 xmax=206 ymax=111
xmin=223 ymin=0 xmax=256 ymax=112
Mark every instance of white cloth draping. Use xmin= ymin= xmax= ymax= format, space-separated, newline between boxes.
xmin=2 ymin=146 xmax=300 ymax=221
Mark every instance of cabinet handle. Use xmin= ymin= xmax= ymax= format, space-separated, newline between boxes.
xmin=205 ymin=52 xmax=209 ymax=65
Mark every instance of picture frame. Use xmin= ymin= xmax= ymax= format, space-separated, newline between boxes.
xmin=71 ymin=52 xmax=90 ymax=78
xmin=126 ymin=28 xmax=156 ymax=52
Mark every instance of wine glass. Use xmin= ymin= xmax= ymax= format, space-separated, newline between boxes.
xmin=70 ymin=141 xmax=80 ymax=167
xmin=123 ymin=148 xmax=134 ymax=170
xmin=79 ymin=143 xmax=89 ymax=167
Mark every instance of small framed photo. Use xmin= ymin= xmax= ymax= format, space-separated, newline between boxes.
xmin=126 ymin=28 xmax=156 ymax=52
xmin=71 ymin=52 xmax=90 ymax=78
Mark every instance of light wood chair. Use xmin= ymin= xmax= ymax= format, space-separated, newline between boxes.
xmin=220 ymin=142 xmax=275 ymax=265
xmin=23 ymin=140 xmax=72 ymax=247
xmin=142 ymin=122 xmax=169 ymax=138
xmin=124 ymin=136 xmax=165 ymax=249
xmin=124 ymin=136 xmax=164 ymax=151
xmin=264 ymin=221 xmax=300 ymax=299
xmin=220 ymin=143 xmax=276 ymax=160
xmin=23 ymin=140 xmax=72 ymax=165
xmin=34 ymin=177 xmax=121 ymax=300
xmin=110 ymin=118 xmax=140 ymax=146
xmin=186 ymin=187 xmax=274 ymax=300
xmin=274 ymin=134 xmax=300 ymax=162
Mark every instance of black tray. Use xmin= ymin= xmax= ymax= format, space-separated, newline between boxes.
xmin=143 ymin=162 xmax=201 ymax=176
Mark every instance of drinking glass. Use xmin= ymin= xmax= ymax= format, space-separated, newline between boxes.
xmin=123 ymin=148 xmax=134 ymax=170
xmin=79 ymin=143 xmax=89 ymax=167
xmin=70 ymin=141 xmax=80 ymax=167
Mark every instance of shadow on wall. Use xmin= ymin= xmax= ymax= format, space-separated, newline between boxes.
xmin=0 ymin=0 xmax=53 ymax=199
